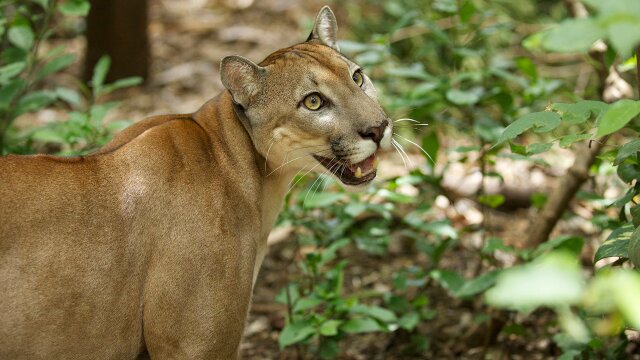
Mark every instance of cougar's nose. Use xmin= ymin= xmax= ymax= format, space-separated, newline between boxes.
xmin=359 ymin=119 xmax=388 ymax=145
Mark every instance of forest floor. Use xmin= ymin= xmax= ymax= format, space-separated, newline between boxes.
xmin=19 ymin=0 xmax=640 ymax=358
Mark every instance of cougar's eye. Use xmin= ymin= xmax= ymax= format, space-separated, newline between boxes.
xmin=303 ymin=93 xmax=324 ymax=110
xmin=352 ymin=70 xmax=364 ymax=87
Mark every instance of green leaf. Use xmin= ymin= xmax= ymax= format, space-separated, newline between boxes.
xmin=293 ymin=297 xmax=323 ymax=312
xmin=397 ymin=311 xmax=420 ymax=331
xmin=0 ymin=61 xmax=26 ymax=84
xmin=344 ymin=202 xmax=367 ymax=218
xmin=91 ymin=56 xmax=111 ymax=96
xmin=319 ymin=320 xmax=342 ymax=336
xmin=430 ymin=269 xmax=464 ymax=294
xmin=8 ymin=24 xmax=34 ymax=50
xmin=542 ymin=18 xmax=604 ymax=53
xmin=58 ymin=0 xmax=91 ymax=16
xmin=594 ymin=224 xmax=633 ymax=262
xmin=585 ymin=269 xmax=640 ymax=329
xmin=532 ymin=236 xmax=584 ymax=259
xmin=455 ymin=270 xmax=501 ymax=298
xmin=302 ymin=192 xmax=344 ymax=209
xmin=558 ymin=134 xmax=593 ymax=148
xmin=446 ymin=88 xmax=482 ymax=106
xmin=278 ymin=320 xmax=316 ymax=348
xmin=55 ymin=87 xmax=82 ymax=106
xmin=527 ymin=142 xmax=553 ymax=155
xmin=615 ymin=139 xmax=640 ymax=165
xmin=595 ymin=99 xmax=640 ymax=137
xmin=0 ymin=79 xmax=26 ymax=110
xmin=36 ymin=54 xmax=75 ymax=81
xmin=617 ymin=163 xmax=640 ymax=183
xmin=606 ymin=20 xmax=640 ymax=58
xmin=13 ymin=90 xmax=56 ymax=116
xmin=351 ymin=304 xmax=397 ymax=323
xmin=632 ymin=206 xmax=640 ymax=227
xmin=481 ymin=237 xmax=515 ymax=255
xmin=30 ymin=128 xmax=66 ymax=144
xmin=551 ymin=101 xmax=608 ymax=124
xmin=421 ymin=220 xmax=458 ymax=239
xmin=422 ymin=130 xmax=439 ymax=167
xmin=478 ymin=194 xmax=505 ymax=208
xmin=102 ymin=76 xmax=143 ymax=94
xmin=485 ymin=252 xmax=585 ymax=312
xmin=341 ymin=318 xmax=383 ymax=334
xmin=377 ymin=189 xmax=415 ymax=204
xmin=496 ymin=112 xmax=561 ymax=144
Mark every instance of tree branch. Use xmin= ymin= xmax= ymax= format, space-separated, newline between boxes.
xmin=526 ymin=2 xmax=634 ymax=248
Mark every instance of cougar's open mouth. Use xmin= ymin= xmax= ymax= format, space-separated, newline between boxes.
xmin=312 ymin=153 xmax=378 ymax=185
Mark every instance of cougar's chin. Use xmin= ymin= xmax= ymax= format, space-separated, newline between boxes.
xmin=312 ymin=153 xmax=378 ymax=186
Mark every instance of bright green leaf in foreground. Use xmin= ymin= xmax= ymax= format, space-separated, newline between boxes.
xmin=585 ymin=269 xmax=640 ymax=329
xmin=542 ymin=18 xmax=604 ymax=53
xmin=485 ymin=252 xmax=585 ymax=311
xmin=596 ymin=99 xmax=640 ymax=137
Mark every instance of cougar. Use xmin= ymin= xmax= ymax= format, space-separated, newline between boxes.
xmin=0 ymin=6 xmax=392 ymax=359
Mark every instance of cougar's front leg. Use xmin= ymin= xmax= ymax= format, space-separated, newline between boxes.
xmin=142 ymin=235 xmax=257 ymax=359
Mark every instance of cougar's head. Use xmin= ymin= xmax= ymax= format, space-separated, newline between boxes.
xmin=220 ymin=6 xmax=392 ymax=187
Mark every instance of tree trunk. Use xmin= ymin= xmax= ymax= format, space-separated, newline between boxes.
xmin=83 ymin=0 xmax=150 ymax=83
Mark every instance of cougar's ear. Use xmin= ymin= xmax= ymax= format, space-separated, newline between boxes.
xmin=306 ymin=6 xmax=339 ymax=52
xmin=220 ymin=55 xmax=266 ymax=108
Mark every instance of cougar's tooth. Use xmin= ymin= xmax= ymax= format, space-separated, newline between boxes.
xmin=373 ymin=157 xmax=379 ymax=169
xmin=355 ymin=167 xmax=363 ymax=178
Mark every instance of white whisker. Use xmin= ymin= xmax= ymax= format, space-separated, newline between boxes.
xmin=263 ymin=137 xmax=276 ymax=173
xmin=287 ymin=163 xmax=321 ymax=194
xmin=267 ymin=147 xmax=331 ymax=177
xmin=394 ymin=118 xmax=420 ymax=123
xmin=394 ymin=134 xmax=435 ymax=164
xmin=391 ymin=140 xmax=408 ymax=170
xmin=392 ymin=138 xmax=414 ymax=168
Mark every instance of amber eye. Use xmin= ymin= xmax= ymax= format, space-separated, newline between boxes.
xmin=303 ymin=93 xmax=324 ymax=110
xmin=352 ymin=70 xmax=364 ymax=87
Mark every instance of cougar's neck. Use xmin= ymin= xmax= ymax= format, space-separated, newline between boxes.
xmin=192 ymin=91 xmax=295 ymax=238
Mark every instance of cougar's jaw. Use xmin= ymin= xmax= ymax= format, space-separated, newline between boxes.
xmin=312 ymin=152 xmax=378 ymax=186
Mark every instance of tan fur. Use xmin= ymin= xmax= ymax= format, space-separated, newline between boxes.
xmin=0 ymin=7 xmax=391 ymax=359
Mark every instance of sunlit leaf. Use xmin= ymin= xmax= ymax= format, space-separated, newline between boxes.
xmin=485 ymin=252 xmax=585 ymax=311
xmin=595 ymin=99 xmax=640 ymax=137
xmin=319 ymin=320 xmax=342 ymax=336
xmin=542 ymin=18 xmax=604 ymax=53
